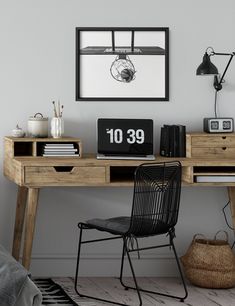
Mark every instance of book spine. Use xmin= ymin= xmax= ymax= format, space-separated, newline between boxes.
xmin=178 ymin=125 xmax=186 ymax=157
xmin=44 ymin=145 xmax=75 ymax=148
xmin=43 ymin=154 xmax=80 ymax=157
xmin=168 ymin=126 xmax=175 ymax=157
xmin=160 ymin=126 xmax=169 ymax=156
xmin=44 ymin=149 xmax=78 ymax=152
xmin=172 ymin=125 xmax=179 ymax=157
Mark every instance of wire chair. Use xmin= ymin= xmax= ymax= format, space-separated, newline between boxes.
xmin=74 ymin=161 xmax=188 ymax=305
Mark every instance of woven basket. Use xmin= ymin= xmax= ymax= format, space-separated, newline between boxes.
xmin=181 ymin=231 xmax=235 ymax=288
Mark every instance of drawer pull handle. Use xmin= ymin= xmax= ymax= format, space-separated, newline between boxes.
xmin=222 ymin=136 xmax=227 ymax=139
xmin=53 ymin=166 xmax=74 ymax=172
xmin=222 ymin=147 xmax=227 ymax=150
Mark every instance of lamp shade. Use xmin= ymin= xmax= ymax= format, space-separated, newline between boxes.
xmin=196 ymin=53 xmax=218 ymax=75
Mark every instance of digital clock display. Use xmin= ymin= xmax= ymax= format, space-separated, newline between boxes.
xmin=223 ymin=121 xmax=232 ymax=130
xmin=210 ymin=121 xmax=219 ymax=130
xmin=97 ymin=119 xmax=153 ymax=155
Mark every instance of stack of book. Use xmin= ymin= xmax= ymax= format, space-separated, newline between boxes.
xmin=42 ymin=143 xmax=80 ymax=157
xmin=160 ymin=124 xmax=186 ymax=157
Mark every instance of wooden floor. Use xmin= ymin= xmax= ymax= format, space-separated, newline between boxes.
xmin=55 ymin=277 xmax=235 ymax=306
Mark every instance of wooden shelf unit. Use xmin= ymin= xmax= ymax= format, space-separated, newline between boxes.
xmin=4 ymin=136 xmax=82 ymax=158
xmin=186 ymin=133 xmax=235 ymax=184
xmin=186 ymin=132 xmax=235 ymax=159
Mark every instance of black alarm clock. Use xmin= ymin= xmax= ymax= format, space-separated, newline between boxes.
xmin=203 ymin=118 xmax=234 ymax=133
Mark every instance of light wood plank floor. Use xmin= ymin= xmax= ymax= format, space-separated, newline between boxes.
xmin=55 ymin=277 xmax=235 ymax=306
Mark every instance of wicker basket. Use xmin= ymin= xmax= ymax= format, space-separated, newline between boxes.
xmin=181 ymin=231 xmax=235 ymax=288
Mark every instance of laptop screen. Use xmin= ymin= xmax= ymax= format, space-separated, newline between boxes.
xmin=97 ymin=118 xmax=153 ymax=156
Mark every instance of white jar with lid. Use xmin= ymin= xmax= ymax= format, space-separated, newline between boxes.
xmin=28 ymin=113 xmax=48 ymax=137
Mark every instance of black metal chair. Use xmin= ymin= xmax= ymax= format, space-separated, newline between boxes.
xmin=74 ymin=161 xmax=188 ymax=305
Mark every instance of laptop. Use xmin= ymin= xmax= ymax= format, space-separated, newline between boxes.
xmin=97 ymin=118 xmax=155 ymax=160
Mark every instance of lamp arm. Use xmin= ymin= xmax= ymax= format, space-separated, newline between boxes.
xmin=213 ymin=52 xmax=235 ymax=91
xmin=213 ymin=52 xmax=234 ymax=56
xmin=218 ymin=54 xmax=234 ymax=85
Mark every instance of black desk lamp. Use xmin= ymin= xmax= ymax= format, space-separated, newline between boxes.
xmin=196 ymin=47 xmax=235 ymax=92
xmin=196 ymin=47 xmax=235 ymax=132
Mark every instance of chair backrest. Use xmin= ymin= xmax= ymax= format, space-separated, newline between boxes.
xmin=128 ymin=161 xmax=182 ymax=237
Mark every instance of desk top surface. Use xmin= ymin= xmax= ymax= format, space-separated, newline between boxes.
xmin=12 ymin=154 xmax=235 ymax=167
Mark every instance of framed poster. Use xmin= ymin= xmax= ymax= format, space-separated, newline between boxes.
xmin=76 ymin=27 xmax=169 ymax=101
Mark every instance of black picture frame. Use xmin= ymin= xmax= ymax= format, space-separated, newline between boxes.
xmin=76 ymin=27 xmax=169 ymax=101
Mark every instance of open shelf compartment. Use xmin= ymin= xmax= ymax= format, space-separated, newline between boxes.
xmin=193 ymin=166 xmax=235 ymax=183
xmin=110 ymin=166 xmax=136 ymax=183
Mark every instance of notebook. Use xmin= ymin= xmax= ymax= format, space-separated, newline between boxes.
xmin=97 ymin=118 xmax=155 ymax=160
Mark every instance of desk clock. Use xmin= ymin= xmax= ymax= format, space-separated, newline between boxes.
xmin=203 ymin=118 xmax=234 ymax=133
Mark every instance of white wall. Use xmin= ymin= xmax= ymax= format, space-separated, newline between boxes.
xmin=0 ymin=0 xmax=235 ymax=276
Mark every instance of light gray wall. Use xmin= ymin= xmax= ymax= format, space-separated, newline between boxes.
xmin=0 ymin=0 xmax=235 ymax=276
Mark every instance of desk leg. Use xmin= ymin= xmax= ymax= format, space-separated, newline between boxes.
xmin=227 ymin=187 xmax=235 ymax=232
xmin=12 ymin=186 xmax=28 ymax=261
xmin=22 ymin=188 xmax=39 ymax=270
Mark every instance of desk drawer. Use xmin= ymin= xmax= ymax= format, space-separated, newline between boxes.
xmin=191 ymin=147 xmax=235 ymax=158
xmin=191 ymin=135 xmax=235 ymax=147
xmin=25 ymin=166 xmax=106 ymax=185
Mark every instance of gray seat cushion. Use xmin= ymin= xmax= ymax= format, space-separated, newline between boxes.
xmin=86 ymin=216 xmax=130 ymax=235
xmin=86 ymin=216 xmax=170 ymax=237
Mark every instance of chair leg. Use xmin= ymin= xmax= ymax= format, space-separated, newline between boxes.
xmin=119 ymin=239 xmax=129 ymax=290
xmin=74 ymin=226 xmax=130 ymax=306
xmin=123 ymin=238 xmax=143 ymax=306
xmin=170 ymin=236 xmax=188 ymax=302
xmin=74 ymin=224 xmax=84 ymax=297
xmin=119 ymin=236 xmax=188 ymax=303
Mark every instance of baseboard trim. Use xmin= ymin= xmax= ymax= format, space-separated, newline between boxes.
xmin=29 ymin=252 xmax=174 ymax=260
xmin=29 ymin=253 xmax=180 ymax=277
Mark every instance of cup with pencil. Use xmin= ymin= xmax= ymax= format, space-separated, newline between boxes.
xmin=51 ymin=100 xmax=64 ymax=138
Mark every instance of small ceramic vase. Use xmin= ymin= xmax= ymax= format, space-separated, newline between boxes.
xmin=50 ymin=117 xmax=64 ymax=138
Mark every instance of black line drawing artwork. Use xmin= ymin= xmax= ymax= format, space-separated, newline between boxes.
xmin=76 ymin=27 xmax=169 ymax=101
xmin=110 ymin=54 xmax=136 ymax=83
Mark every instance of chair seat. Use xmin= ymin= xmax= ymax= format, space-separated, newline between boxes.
xmin=86 ymin=216 xmax=171 ymax=236
xmin=86 ymin=216 xmax=130 ymax=235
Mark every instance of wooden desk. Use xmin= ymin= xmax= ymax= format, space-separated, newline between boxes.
xmin=3 ymin=136 xmax=235 ymax=269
